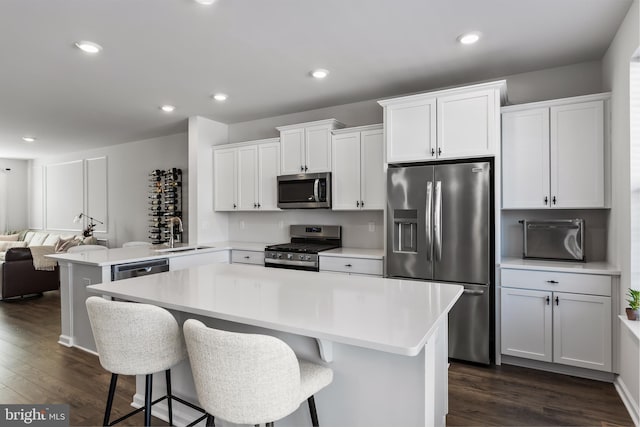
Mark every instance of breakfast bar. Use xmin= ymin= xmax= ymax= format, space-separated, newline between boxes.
xmin=87 ymin=263 xmax=462 ymax=427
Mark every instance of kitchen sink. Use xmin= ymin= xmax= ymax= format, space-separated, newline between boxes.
xmin=154 ymin=245 xmax=214 ymax=253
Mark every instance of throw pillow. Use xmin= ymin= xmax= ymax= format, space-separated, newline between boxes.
xmin=0 ymin=233 xmax=20 ymax=241
xmin=55 ymin=237 xmax=83 ymax=253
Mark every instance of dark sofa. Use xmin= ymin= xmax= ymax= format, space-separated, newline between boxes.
xmin=1 ymin=248 xmax=60 ymax=299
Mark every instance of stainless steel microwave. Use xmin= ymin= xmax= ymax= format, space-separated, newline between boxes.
xmin=520 ymin=219 xmax=585 ymax=261
xmin=277 ymin=172 xmax=331 ymax=209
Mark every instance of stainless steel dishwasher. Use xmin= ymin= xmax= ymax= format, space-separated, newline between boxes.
xmin=111 ymin=258 xmax=169 ymax=281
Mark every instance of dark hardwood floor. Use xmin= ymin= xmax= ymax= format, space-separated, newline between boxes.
xmin=0 ymin=291 xmax=633 ymax=426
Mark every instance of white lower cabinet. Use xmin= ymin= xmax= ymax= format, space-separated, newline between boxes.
xmin=319 ymin=256 xmax=383 ymax=276
xmin=169 ymin=250 xmax=230 ymax=271
xmin=231 ymin=250 xmax=265 ymax=265
xmin=500 ymin=268 xmax=612 ymax=372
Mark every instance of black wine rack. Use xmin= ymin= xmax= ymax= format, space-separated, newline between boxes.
xmin=148 ymin=168 xmax=183 ymax=244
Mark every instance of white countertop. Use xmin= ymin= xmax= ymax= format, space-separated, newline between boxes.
xmin=87 ymin=263 xmax=462 ymax=356
xmin=321 ymin=247 xmax=384 ymax=259
xmin=47 ymin=244 xmax=229 ymax=267
xmin=619 ymin=315 xmax=640 ymax=341
xmin=500 ymin=257 xmax=620 ymax=275
xmin=47 ymin=241 xmax=384 ymax=266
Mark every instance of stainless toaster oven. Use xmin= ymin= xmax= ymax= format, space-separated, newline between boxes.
xmin=520 ymin=219 xmax=585 ymax=262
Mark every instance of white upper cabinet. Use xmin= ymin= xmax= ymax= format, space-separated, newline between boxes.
xmin=550 ymin=100 xmax=605 ymax=208
xmin=257 ymin=142 xmax=280 ymax=211
xmin=502 ymin=94 xmax=609 ymax=209
xmin=331 ymin=125 xmax=384 ymax=210
xmin=383 ymin=98 xmax=436 ymax=162
xmin=213 ymin=138 xmax=280 ymax=211
xmin=237 ymin=145 xmax=258 ymax=210
xmin=437 ymin=89 xmax=496 ymax=159
xmin=379 ymin=81 xmax=505 ymax=164
xmin=277 ymin=119 xmax=345 ymax=174
xmin=502 ymin=108 xmax=550 ymax=208
xmin=213 ymin=147 xmax=237 ymax=211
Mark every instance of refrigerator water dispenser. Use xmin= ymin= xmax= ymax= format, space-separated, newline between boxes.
xmin=393 ymin=209 xmax=418 ymax=253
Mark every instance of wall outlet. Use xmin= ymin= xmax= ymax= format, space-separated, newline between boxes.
xmin=82 ymin=278 xmax=92 ymax=286
xmin=368 ymin=222 xmax=375 ymax=232
xmin=279 ymin=220 xmax=284 ymax=229
xmin=240 ymin=220 xmax=245 ymax=230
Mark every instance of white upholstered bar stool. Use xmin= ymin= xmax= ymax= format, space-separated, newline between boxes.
xmin=183 ymin=319 xmax=333 ymax=427
xmin=122 ymin=241 xmax=152 ymax=247
xmin=86 ymin=297 xmax=205 ymax=426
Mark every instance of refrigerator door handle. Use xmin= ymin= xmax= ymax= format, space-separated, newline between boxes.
xmin=434 ymin=180 xmax=442 ymax=261
xmin=426 ymin=181 xmax=433 ymax=261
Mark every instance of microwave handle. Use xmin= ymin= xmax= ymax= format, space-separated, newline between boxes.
xmin=313 ymin=178 xmax=319 ymax=202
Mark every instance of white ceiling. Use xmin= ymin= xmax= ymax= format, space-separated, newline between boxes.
xmin=0 ymin=0 xmax=632 ymax=159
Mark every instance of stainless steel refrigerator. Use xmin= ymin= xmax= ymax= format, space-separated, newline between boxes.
xmin=386 ymin=160 xmax=493 ymax=364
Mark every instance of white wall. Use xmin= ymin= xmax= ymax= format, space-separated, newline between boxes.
xmin=30 ymin=133 xmax=188 ymax=247
xmin=0 ymin=159 xmax=28 ymax=232
xmin=602 ymin=0 xmax=640 ymax=424
xmin=187 ymin=116 xmax=229 ymax=244
xmin=228 ymin=60 xmax=603 ymax=143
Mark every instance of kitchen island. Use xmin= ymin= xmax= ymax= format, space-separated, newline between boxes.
xmin=87 ymin=262 xmax=462 ymax=427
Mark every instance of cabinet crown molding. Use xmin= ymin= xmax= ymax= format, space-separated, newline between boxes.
xmin=213 ymin=137 xmax=280 ymax=150
xmin=501 ymin=92 xmax=611 ymax=113
xmin=332 ymin=124 xmax=383 ymax=135
xmin=276 ymin=118 xmax=345 ymax=132
xmin=377 ymin=80 xmax=507 ymax=107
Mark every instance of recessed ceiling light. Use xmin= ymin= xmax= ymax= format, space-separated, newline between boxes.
xmin=74 ymin=41 xmax=103 ymax=54
xmin=160 ymin=105 xmax=176 ymax=113
xmin=22 ymin=136 xmax=36 ymax=143
xmin=213 ymin=93 xmax=228 ymax=102
xmin=311 ymin=69 xmax=329 ymax=79
xmin=194 ymin=0 xmax=216 ymax=4
xmin=457 ymin=32 xmax=481 ymax=45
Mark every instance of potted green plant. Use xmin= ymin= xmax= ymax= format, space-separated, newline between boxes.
xmin=626 ymin=288 xmax=640 ymax=321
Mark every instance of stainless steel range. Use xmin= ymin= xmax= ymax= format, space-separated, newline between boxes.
xmin=265 ymin=225 xmax=341 ymax=271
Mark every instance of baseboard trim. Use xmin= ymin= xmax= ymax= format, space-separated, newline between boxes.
xmin=614 ymin=377 xmax=640 ymax=427
xmin=58 ymin=335 xmax=73 ymax=347
xmin=501 ymin=355 xmax=615 ymax=382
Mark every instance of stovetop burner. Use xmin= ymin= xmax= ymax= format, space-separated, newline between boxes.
xmin=264 ymin=225 xmax=342 ymax=271
xmin=264 ymin=242 xmax=339 ymax=254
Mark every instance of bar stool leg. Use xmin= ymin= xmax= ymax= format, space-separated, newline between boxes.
xmin=206 ymin=414 xmax=215 ymax=426
xmin=103 ymin=374 xmax=118 ymax=426
xmin=165 ymin=370 xmax=173 ymax=426
xmin=308 ymin=396 xmax=319 ymax=427
xmin=145 ymin=374 xmax=153 ymax=427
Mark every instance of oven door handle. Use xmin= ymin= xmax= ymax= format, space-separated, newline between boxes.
xmin=313 ymin=178 xmax=320 ymax=202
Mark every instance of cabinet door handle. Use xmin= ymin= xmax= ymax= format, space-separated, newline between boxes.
xmin=345 ymin=264 xmax=352 ymax=267
xmin=438 ymin=147 xmax=442 ymax=156
xmin=544 ymin=196 xmax=548 ymax=205
xmin=233 ymin=203 xmax=237 ymax=209
xmin=431 ymin=148 xmax=435 ymax=156
xmin=555 ymin=296 xmax=559 ymax=305
xmin=546 ymin=280 xmax=559 ymax=284
xmin=253 ymin=203 xmax=257 ymax=208
xmin=356 ymin=201 xmax=360 ymax=207
xmin=552 ymin=196 xmax=557 ymax=205
xmin=361 ymin=200 xmax=364 ymax=207
xmin=257 ymin=203 xmax=261 ymax=208
xmin=244 ymin=256 xmax=250 ymax=259
xmin=304 ymin=165 xmax=308 ymax=171
xmin=546 ymin=296 xmax=550 ymax=305
xmin=300 ymin=165 xmax=304 ymax=172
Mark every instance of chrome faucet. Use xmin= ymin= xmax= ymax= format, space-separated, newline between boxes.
xmin=168 ymin=217 xmax=183 ymax=248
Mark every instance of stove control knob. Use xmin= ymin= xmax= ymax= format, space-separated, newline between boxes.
xmin=277 ymin=253 xmax=283 ymax=259
xmin=287 ymin=253 xmax=293 ymax=260
xmin=304 ymin=255 xmax=311 ymax=261
xmin=271 ymin=253 xmax=277 ymax=259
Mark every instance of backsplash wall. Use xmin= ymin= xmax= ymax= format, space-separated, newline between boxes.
xmin=226 ymin=210 xmax=384 ymax=248
xmin=501 ymin=209 xmax=609 ymax=262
